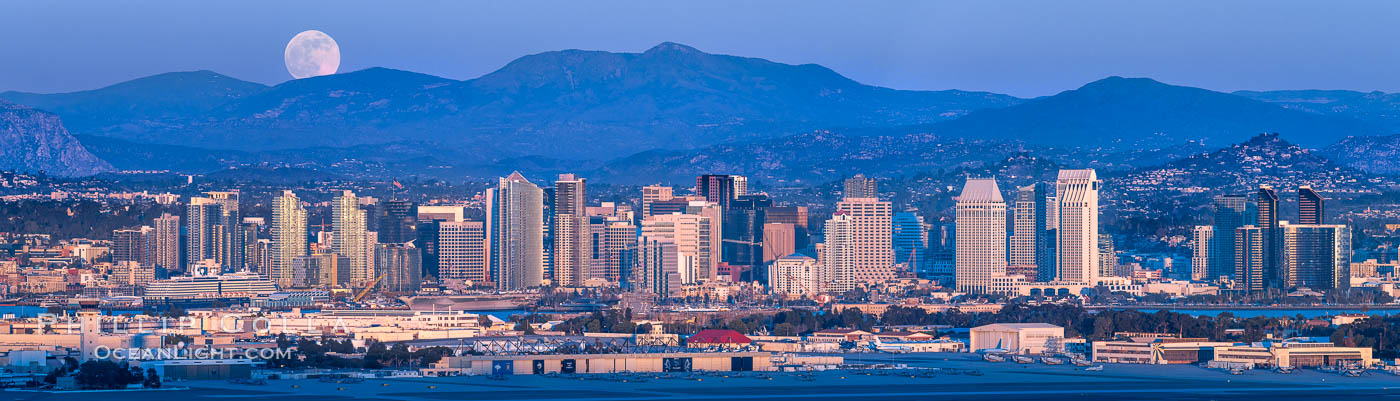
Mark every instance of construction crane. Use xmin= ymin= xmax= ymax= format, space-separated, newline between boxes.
xmin=352 ymin=274 xmax=386 ymax=303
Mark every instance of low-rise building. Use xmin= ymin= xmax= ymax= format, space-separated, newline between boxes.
xmin=969 ymin=323 xmax=1064 ymax=354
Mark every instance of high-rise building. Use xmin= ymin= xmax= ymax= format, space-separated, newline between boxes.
xmin=1011 ymin=183 xmax=1053 ymax=282
xmin=835 ymin=197 xmax=895 ymax=284
xmin=376 ymin=200 xmax=418 ymax=244
xmin=1298 ymin=186 xmax=1325 ymax=225
xmin=1235 ymin=225 xmax=1266 ymax=294
xmin=486 ymin=172 xmax=545 ymax=290
xmin=843 ymin=174 xmax=878 ymax=200
xmin=723 ymin=194 xmax=770 ymax=282
xmin=240 ymin=218 xmax=263 ymax=274
xmin=761 ymin=223 xmax=796 ymax=264
xmin=1257 ymin=185 xmax=1281 ymax=288
xmin=641 ymin=185 xmax=675 ymax=218
xmin=153 ymin=213 xmax=180 ymax=271
xmin=588 ymin=219 xmax=637 ymax=284
xmin=112 ymin=226 xmax=155 ymax=267
xmin=954 ymin=177 xmax=1007 ymax=294
xmin=185 ymin=197 xmax=220 ymax=273
xmin=641 ymin=212 xmax=715 ymax=285
xmin=415 ymin=206 xmax=465 ymax=280
xmin=1055 ymin=169 xmax=1099 ymax=283
xmin=1211 ymin=194 xmax=1251 ymax=279
xmin=686 ymin=201 xmax=724 ymax=280
xmin=1098 ymin=233 xmax=1116 ymax=278
xmin=695 ymin=174 xmax=736 ymax=209
xmin=290 ymin=251 xmax=350 ymax=288
xmin=332 ymin=190 xmax=371 ymax=285
xmin=206 ymin=191 xmax=244 ymax=271
xmin=1190 ymin=226 xmax=1215 ymax=281
xmin=438 ymin=221 xmax=487 ymax=284
xmin=892 ymin=211 xmax=926 ymax=273
xmin=376 ymin=243 xmax=422 ymax=292
xmin=731 ymin=175 xmax=749 ymax=197
xmin=553 ymin=173 xmax=589 ymax=286
xmin=271 ymin=190 xmax=308 ymax=289
xmin=1281 ymin=223 xmax=1350 ymax=290
xmin=821 ymin=212 xmax=857 ymax=293
xmin=636 ymin=236 xmax=681 ymax=296
xmin=765 ymin=206 xmax=809 ymax=250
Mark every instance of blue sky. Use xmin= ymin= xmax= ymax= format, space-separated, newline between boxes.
xmin=2 ymin=0 xmax=1398 ymax=97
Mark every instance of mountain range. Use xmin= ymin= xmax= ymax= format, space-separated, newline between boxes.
xmin=0 ymin=100 xmax=111 ymax=177
xmin=3 ymin=42 xmax=1400 ymax=182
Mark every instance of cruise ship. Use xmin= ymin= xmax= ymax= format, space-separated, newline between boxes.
xmin=143 ymin=272 xmax=277 ymax=300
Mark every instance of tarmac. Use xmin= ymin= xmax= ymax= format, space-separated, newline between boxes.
xmin=7 ymin=352 xmax=1400 ymax=400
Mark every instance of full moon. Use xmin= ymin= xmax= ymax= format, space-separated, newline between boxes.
xmin=284 ymin=30 xmax=340 ymax=79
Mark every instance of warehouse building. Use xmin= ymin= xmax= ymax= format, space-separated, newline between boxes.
xmin=452 ymin=352 xmax=773 ymax=375
xmin=970 ymin=323 xmax=1064 ymax=354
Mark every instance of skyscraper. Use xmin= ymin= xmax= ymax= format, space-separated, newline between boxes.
xmin=376 ymin=243 xmax=422 ymax=292
xmin=1055 ymin=169 xmax=1099 ymax=283
xmin=892 ymin=211 xmax=926 ymax=272
xmin=437 ymin=221 xmax=487 ymax=284
xmin=185 ymin=197 xmax=220 ymax=273
xmin=1281 ymin=223 xmax=1350 ymax=290
xmin=835 ymin=196 xmax=895 ymax=284
xmin=153 ymin=213 xmax=180 ymax=272
xmin=641 ymin=212 xmax=715 ymax=285
xmin=206 ymin=191 xmax=243 ymax=271
xmin=765 ymin=206 xmax=810 ymax=250
xmin=723 ymin=194 xmax=770 ymax=282
xmin=588 ymin=219 xmax=637 ymax=284
xmin=552 ymin=173 xmax=589 ymax=286
xmin=112 ymin=226 xmax=155 ymax=267
xmin=1098 ymin=233 xmax=1116 ymax=278
xmin=1298 ymin=186 xmax=1325 ymax=225
xmin=1010 ymin=183 xmax=1052 ymax=281
xmin=333 ymin=190 xmax=371 ymax=285
xmin=636 ymin=236 xmax=681 ymax=296
xmin=1257 ymin=185 xmax=1281 ymax=288
xmin=376 ymin=200 xmax=418 ymax=244
xmin=1211 ymin=194 xmax=1251 ymax=279
xmin=486 ymin=172 xmax=545 ymax=290
xmin=843 ymin=174 xmax=878 ymax=200
xmin=761 ymin=222 xmax=796 ymax=264
xmin=731 ymin=175 xmax=749 ymax=197
xmin=954 ymin=177 xmax=1007 ymax=294
xmin=1190 ymin=225 xmax=1214 ymax=281
xmin=695 ymin=174 xmax=736 ymax=209
xmin=1235 ymin=226 xmax=1266 ymax=294
xmin=271 ymin=190 xmax=308 ymax=289
xmin=822 ymin=212 xmax=857 ymax=293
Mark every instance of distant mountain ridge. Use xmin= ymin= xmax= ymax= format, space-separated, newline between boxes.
xmin=0 ymin=100 xmax=112 ymax=177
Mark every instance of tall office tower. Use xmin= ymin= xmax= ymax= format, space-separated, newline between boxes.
xmin=1010 ymin=183 xmax=1053 ymax=282
xmin=553 ymin=173 xmax=589 ymax=286
xmin=153 ymin=213 xmax=180 ymax=271
xmin=1256 ymin=185 xmax=1281 ymax=288
xmin=1211 ymin=194 xmax=1251 ymax=279
xmin=437 ymin=221 xmax=487 ymax=284
xmin=1190 ymin=226 xmax=1215 ymax=281
xmin=332 ymin=190 xmax=371 ymax=285
xmin=1097 ymin=233 xmax=1116 ymax=277
xmin=766 ymin=206 xmax=809 ymax=250
xmin=416 ymin=206 xmax=465 ymax=280
xmin=376 ymin=200 xmax=418 ymax=244
xmin=240 ymin=218 xmax=263 ymax=274
xmin=541 ymin=186 xmax=554 ymax=282
xmin=641 ymin=185 xmax=675 ymax=218
xmin=271 ymin=191 xmax=308 ymax=289
xmin=723 ymin=194 xmax=771 ymax=282
xmin=1235 ymin=226 xmax=1266 ymax=294
xmin=641 ymin=212 xmax=715 ymax=285
xmin=954 ymin=177 xmax=1007 ymax=294
xmin=835 ymin=197 xmax=895 ymax=283
xmin=636 ymin=236 xmax=681 ymax=296
xmin=685 ymin=200 xmax=724 ymax=280
xmin=843 ymin=174 xmax=878 ymax=200
xmin=376 ymin=243 xmax=422 ymax=292
xmin=1055 ymin=169 xmax=1100 ymax=284
xmin=1282 ymin=224 xmax=1351 ymax=290
xmin=1298 ymin=186 xmax=1325 ymax=225
xmin=892 ymin=211 xmax=927 ymax=273
xmin=761 ymin=223 xmax=796 ymax=264
xmin=821 ymin=212 xmax=857 ymax=293
xmin=205 ymin=191 xmax=243 ymax=271
xmin=731 ymin=175 xmax=749 ymax=196
xmin=252 ymin=239 xmax=272 ymax=277
xmin=185 ymin=197 xmax=220 ymax=273
xmin=486 ymin=172 xmax=545 ymax=290
xmin=589 ymin=219 xmax=637 ymax=283
xmin=112 ymin=226 xmax=155 ymax=267
xmin=695 ymin=174 xmax=736 ymax=208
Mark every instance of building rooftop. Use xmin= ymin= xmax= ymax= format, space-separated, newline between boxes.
xmin=956 ymin=177 xmax=1003 ymax=203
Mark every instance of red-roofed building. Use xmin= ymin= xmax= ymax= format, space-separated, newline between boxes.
xmin=687 ymin=329 xmax=752 ymax=349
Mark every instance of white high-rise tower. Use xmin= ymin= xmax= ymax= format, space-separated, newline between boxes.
xmin=954 ymin=177 xmax=1007 ymax=294
xmin=1055 ymin=169 xmax=1100 ymax=283
xmin=271 ymin=190 xmax=308 ymax=288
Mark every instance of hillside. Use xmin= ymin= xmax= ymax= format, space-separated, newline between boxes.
xmin=0 ymin=100 xmax=111 ymax=177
